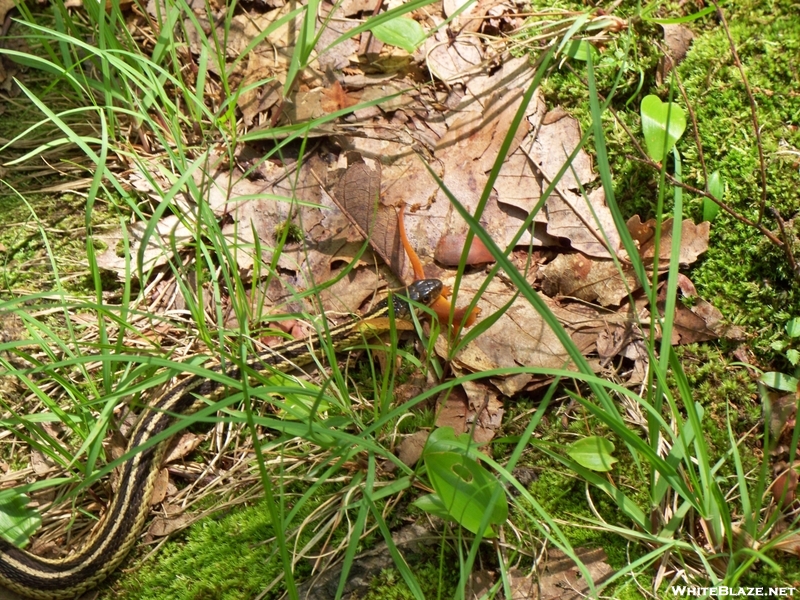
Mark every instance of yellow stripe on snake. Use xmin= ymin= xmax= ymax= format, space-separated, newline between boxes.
xmin=0 ymin=279 xmax=443 ymax=599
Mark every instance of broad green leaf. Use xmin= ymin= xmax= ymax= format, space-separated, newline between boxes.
xmin=424 ymin=425 xmax=488 ymax=460
xmin=413 ymin=494 xmax=451 ymax=520
xmin=564 ymin=40 xmax=597 ymax=62
xmin=421 ymin=427 xmax=507 ymax=536
xmin=0 ymin=491 xmax=42 ymax=547
xmin=703 ymin=170 xmax=722 ymax=222
xmin=786 ymin=318 xmax=800 ymax=339
xmin=771 ymin=340 xmax=787 ymax=352
xmin=761 ymin=371 xmax=799 ymax=392
xmin=267 ymin=373 xmax=332 ymax=421
xmin=566 ymin=436 xmax=618 ymax=472
xmin=640 ymin=95 xmax=686 ymax=161
xmin=370 ymin=17 xmax=426 ymax=53
xmin=786 ymin=349 xmax=800 ymax=366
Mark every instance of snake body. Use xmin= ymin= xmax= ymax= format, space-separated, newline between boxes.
xmin=0 ymin=279 xmax=443 ymax=599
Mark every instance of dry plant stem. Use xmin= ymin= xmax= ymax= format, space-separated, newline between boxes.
xmin=669 ymin=49 xmax=708 ymax=184
xmin=709 ymin=0 xmax=768 ymax=224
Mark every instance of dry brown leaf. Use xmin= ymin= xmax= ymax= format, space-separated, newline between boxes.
xmin=541 ymin=252 xmax=638 ymax=306
xmin=436 ymin=275 xmax=572 ymax=396
xmin=507 ymin=566 xmax=537 ymax=599
xmin=397 ymin=430 xmax=429 ymax=467
xmin=766 ymin=391 xmax=798 ymax=456
xmin=545 ymin=188 xmax=619 ymax=258
xmin=537 ymin=547 xmax=613 ymax=600
xmin=285 ymin=89 xmax=329 ymax=122
xmin=466 ymin=569 xmax=495 ymax=599
xmin=149 ymin=467 xmax=170 ymax=505
xmin=627 ymin=216 xmax=710 ymax=265
xmin=147 ymin=504 xmax=191 ymax=538
xmin=315 ymin=15 xmax=360 ymax=71
xmin=657 ymin=24 xmax=695 ymax=84
xmin=773 ymin=529 xmax=800 ymax=554
xmin=356 ymin=80 xmax=417 ymax=115
xmin=435 ymin=382 xmax=503 ymax=441
xmin=447 ymin=0 xmax=514 ymax=34
xmin=532 ymin=109 xmax=596 ymax=192
xmin=660 ymin=297 xmax=740 ymax=344
xmin=425 ymin=61 xmax=538 ymax=251
xmin=329 ymin=153 xmax=408 ymax=281
xmin=425 ymin=31 xmax=483 ymax=85
xmin=318 ymin=267 xmax=383 ymax=314
xmin=321 ymin=81 xmax=359 ymax=113
xmin=772 ymin=461 xmax=799 ymax=509
xmin=483 ymin=0 xmax=526 ymax=35
xmin=338 ymin=0 xmax=373 ymax=17
xmin=494 ymin=107 xmax=617 ymax=258
xmin=462 ymin=379 xmax=504 ymax=442
xmin=358 ymin=25 xmax=384 ymax=61
xmin=164 ymin=432 xmax=204 ymax=464
xmin=559 ymin=301 xmax=648 ymax=371
xmin=436 ymin=386 xmax=469 ymax=435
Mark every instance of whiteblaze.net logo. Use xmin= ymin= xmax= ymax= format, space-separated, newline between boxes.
xmin=670 ymin=586 xmax=796 ymax=597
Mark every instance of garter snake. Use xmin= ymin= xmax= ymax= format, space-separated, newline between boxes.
xmin=0 ymin=279 xmax=443 ymax=600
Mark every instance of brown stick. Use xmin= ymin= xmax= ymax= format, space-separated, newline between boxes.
xmin=709 ymin=0 xmax=769 ymax=224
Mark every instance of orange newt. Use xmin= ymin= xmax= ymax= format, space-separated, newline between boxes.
xmin=397 ymin=204 xmax=479 ymax=330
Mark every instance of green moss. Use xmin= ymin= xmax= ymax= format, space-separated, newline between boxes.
xmin=110 ymin=499 xmax=306 ymax=600
xmin=0 ymin=192 xmax=119 ymax=292
xmin=361 ymin=557 xmax=459 ymax=600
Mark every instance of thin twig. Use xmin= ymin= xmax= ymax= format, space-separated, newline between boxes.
xmin=709 ymin=0 xmax=769 ymax=223
xmin=671 ymin=58 xmax=708 ymax=186
xmin=625 ymin=155 xmax=784 ymax=248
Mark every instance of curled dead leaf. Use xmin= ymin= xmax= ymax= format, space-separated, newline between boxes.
xmin=627 ymin=216 xmax=710 ymax=266
xmin=435 ymin=233 xmax=495 ymax=266
xmin=164 ymin=432 xmax=204 ymax=464
xmin=772 ymin=461 xmax=799 ymax=509
xmin=541 ymin=252 xmax=638 ymax=306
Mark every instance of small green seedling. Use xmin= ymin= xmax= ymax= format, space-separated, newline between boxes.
xmin=370 ymin=17 xmax=426 ymax=53
xmin=640 ymin=94 xmax=686 ymax=161
xmin=566 ymin=436 xmax=618 ymax=472
xmin=761 ymin=317 xmax=800 ymax=392
xmin=703 ymin=170 xmax=723 ymax=222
